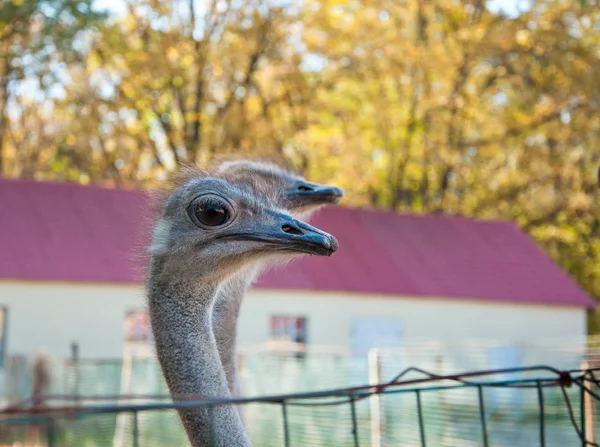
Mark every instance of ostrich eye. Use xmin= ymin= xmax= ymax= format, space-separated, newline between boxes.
xmin=189 ymin=199 xmax=231 ymax=227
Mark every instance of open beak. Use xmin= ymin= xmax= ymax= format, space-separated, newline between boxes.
xmin=219 ymin=211 xmax=338 ymax=256
xmin=288 ymin=181 xmax=344 ymax=205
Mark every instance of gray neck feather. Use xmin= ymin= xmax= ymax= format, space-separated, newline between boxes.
xmin=148 ymin=268 xmax=252 ymax=447
xmin=213 ymin=211 xmax=318 ymax=401
xmin=212 ymin=266 xmax=260 ymax=398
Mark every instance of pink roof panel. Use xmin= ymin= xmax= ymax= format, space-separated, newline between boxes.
xmin=0 ymin=178 xmax=594 ymax=308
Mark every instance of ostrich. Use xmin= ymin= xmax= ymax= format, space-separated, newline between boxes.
xmin=213 ymin=159 xmax=344 ymax=220
xmin=146 ymin=170 xmax=338 ymax=446
xmin=211 ymin=160 xmax=343 ymax=398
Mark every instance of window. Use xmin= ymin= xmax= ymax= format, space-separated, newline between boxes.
xmin=124 ymin=310 xmax=153 ymax=343
xmin=270 ymin=316 xmax=307 ymax=357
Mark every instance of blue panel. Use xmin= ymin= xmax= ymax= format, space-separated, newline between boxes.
xmin=350 ymin=317 xmax=402 ymax=357
xmin=486 ymin=345 xmax=522 ymax=413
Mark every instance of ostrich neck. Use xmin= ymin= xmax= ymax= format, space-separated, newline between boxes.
xmin=213 ymin=266 xmax=260 ymax=398
xmin=213 ymin=212 xmax=317 ymax=398
xmin=147 ymin=273 xmax=251 ymax=447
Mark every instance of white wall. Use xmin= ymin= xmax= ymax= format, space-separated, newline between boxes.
xmin=0 ymin=280 xmax=145 ymax=358
xmin=239 ymin=289 xmax=587 ymax=348
xmin=0 ymin=280 xmax=587 ymax=359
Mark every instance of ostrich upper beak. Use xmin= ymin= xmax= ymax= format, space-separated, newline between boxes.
xmin=288 ymin=181 xmax=344 ymax=205
xmin=218 ymin=211 xmax=338 ymax=256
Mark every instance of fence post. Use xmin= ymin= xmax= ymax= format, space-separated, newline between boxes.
xmin=281 ymin=400 xmax=291 ymax=447
xmin=435 ymin=353 xmax=447 ymax=440
xmin=416 ymin=389 xmax=426 ymax=447
xmin=536 ymin=380 xmax=545 ymax=447
xmin=585 ymin=382 xmax=596 ymax=444
xmin=113 ymin=343 xmax=134 ymax=447
xmin=581 ymin=361 xmax=595 ymax=444
xmin=70 ymin=341 xmax=80 ymax=405
xmin=368 ymin=348 xmax=382 ymax=447
xmin=132 ymin=410 xmax=139 ymax=447
xmin=350 ymin=394 xmax=360 ymax=447
xmin=477 ymin=384 xmax=489 ymax=447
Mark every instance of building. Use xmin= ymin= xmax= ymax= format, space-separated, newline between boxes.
xmin=0 ymin=178 xmax=594 ymax=368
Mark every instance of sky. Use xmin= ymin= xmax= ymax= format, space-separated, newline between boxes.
xmin=95 ymin=0 xmax=526 ymax=18
xmin=487 ymin=0 xmax=528 ymax=17
xmin=93 ymin=0 xmax=127 ymax=15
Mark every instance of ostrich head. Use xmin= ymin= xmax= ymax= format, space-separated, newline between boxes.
xmin=149 ymin=173 xmax=338 ymax=284
xmin=213 ymin=159 xmax=344 ymax=219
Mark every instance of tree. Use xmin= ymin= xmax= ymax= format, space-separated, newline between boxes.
xmin=43 ymin=0 xmax=311 ymax=185
xmin=0 ymin=0 xmax=105 ymax=175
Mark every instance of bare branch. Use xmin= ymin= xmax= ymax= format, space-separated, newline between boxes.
xmin=187 ymin=0 xmax=231 ymax=162
xmin=152 ymin=107 xmax=180 ymax=165
xmin=96 ymin=135 xmax=123 ymax=186
xmin=215 ymin=14 xmax=272 ymax=121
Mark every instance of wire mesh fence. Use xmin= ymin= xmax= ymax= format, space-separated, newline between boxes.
xmin=0 ymin=365 xmax=599 ymax=447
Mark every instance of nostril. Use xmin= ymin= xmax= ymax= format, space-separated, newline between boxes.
xmin=297 ymin=185 xmax=314 ymax=192
xmin=282 ymin=224 xmax=303 ymax=235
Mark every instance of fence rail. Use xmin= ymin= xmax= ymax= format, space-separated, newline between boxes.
xmin=1 ymin=365 xmax=599 ymax=447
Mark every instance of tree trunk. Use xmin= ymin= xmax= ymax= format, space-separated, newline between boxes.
xmin=0 ymin=66 xmax=8 ymax=176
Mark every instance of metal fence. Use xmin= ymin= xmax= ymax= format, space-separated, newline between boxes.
xmin=0 ymin=365 xmax=599 ymax=447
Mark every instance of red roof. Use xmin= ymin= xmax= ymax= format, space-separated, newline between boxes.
xmin=0 ymin=177 xmax=594 ymax=308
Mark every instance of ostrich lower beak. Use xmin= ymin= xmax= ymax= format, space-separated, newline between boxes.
xmin=219 ymin=212 xmax=338 ymax=256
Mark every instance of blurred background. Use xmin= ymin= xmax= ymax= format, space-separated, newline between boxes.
xmin=0 ymin=0 xmax=600 ymax=445
xmin=1 ymin=0 xmax=598 ymax=306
